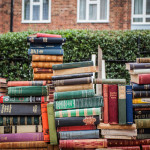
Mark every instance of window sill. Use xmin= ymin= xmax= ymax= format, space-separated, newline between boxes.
xmin=77 ymin=20 xmax=109 ymax=23
xmin=21 ymin=20 xmax=51 ymax=24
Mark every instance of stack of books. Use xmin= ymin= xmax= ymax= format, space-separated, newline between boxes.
xmin=0 ymin=77 xmax=7 ymax=96
xmin=126 ymin=57 xmax=150 ymax=140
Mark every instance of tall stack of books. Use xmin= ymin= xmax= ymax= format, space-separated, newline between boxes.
xmin=126 ymin=57 xmax=150 ymax=141
xmin=0 ymin=77 xmax=7 ymax=96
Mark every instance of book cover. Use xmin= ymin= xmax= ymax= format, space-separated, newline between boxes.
xmin=135 ymin=119 xmax=150 ymax=128
xmin=33 ymin=73 xmax=53 ymax=80
xmin=93 ymin=79 xmax=126 ymax=84
xmin=136 ymin=57 xmax=150 ymax=63
xmin=33 ymin=68 xmax=53 ymax=73
xmin=32 ymin=62 xmax=61 ymax=68
xmin=30 ymin=43 xmax=62 ymax=49
xmin=133 ymin=91 xmax=150 ymax=98
xmin=132 ymin=83 xmax=150 ymax=91
xmin=126 ymin=63 xmax=150 ymax=70
xmin=131 ymin=74 xmax=150 ymax=84
xmin=132 ymin=98 xmax=150 ymax=104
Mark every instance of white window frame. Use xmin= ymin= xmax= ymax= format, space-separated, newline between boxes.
xmin=22 ymin=0 xmax=51 ymax=23
xmin=132 ymin=0 xmax=150 ymax=24
xmin=77 ymin=0 xmax=109 ymax=23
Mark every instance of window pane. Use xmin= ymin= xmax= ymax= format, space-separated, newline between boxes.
xmin=146 ymin=18 xmax=150 ymax=22
xmin=133 ymin=18 xmax=143 ymax=22
xmin=134 ymin=0 xmax=143 ymax=14
xmin=100 ymin=0 xmax=107 ymax=20
xmin=33 ymin=0 xmax=40 ymax=2
xmin=33 ymin=5 xmax=40 ymax=20
xmin=89 ymin=4 xmax=97 ymax=20
xmin=146 ymin=0 xmax=150 ymax=14
xmin=43 ymin=0 xmax=49 ymax=20
xmin=24 ymin=0 xmax=30 ymax=20
xmin=79 ymin=0 xmax=86 ymax=20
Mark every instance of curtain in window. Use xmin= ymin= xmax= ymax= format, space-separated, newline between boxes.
xmin=89 ymin=4 xmax=97 ymax=20
xmin=33 ymin=5 xmax=40 ymax=20
xmin=43 ymin=0 xmax=49 ymax=20
xmin=100 ymin=0 xmax=107 ymax=20
xmin=79 ymin=0 xmax=86 ymax=20
xmin=134 ymin=0 xmax=143 ymax=14
xmin=24 ymin=0 xmax=30 ymax=20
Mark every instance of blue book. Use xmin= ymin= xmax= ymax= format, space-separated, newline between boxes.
xmin=126 ymin=85 xmax=133 ymax=125
xmin=132 ymin=83 xmax=150 ymax=91
xmin=30 ymin=43 xmax=62 ymax=49
xmin=28 ymin=49 xmax=64 ymax=55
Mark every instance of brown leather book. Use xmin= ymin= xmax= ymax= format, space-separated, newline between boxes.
xmin=33 ymin=73 xmax=53 ymax=80
xmin=0 ymin=88 xmax=7 ymax=92
xmin=32 ymin=62 xmax=62 ymax=68
xmin=33 ymin=68 xmax=53 ymax=73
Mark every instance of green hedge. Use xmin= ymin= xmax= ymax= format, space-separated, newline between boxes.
xmin=0 ymin=30 xmax=150 ymax=83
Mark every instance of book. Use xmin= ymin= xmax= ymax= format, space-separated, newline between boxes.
xmin=134 ymin=108 xmax=150 ymax=111
xmin=0 ymin=132 xmax=43 ymax=142
xmin=137 ymin=134 xmax=150 ymax=139
xmin=134 ymin=114 xmax=150 ymax=119
xmin=118 ymin=85 xmax=126 ymax=125
xmin=32 ymin=55 xmax=63 ymax=62
xmin=33 ymin=73 xmax=53 ymax=80
xmin=55 ymin=83 xmax=93 ymax=92
xmin=134 ymin=110 xmax=150 ymax=115
xmin=55 ymin=116 xmax=100 ymax=127
xmin=52 ymin=73 xmax=93 ymax=80
xmin=29 ymin=33 xmax=62 ymax=38
xmin=58 ymin=130 xmax=99 ymax=140
xmin=103 ymin=84 xmax=109 ymax=124
xmin=32 ymin=62 xmax=61 ymax=68
xmin=131 ymin=74 xmax=150 ymax=84
xmin=0 ymin=88 xmax=7 ymax=92
xmin=136 ymin=57 xmax=150 ymax=63
xmin=52 ymin=61 xmax=93 ymax=70
xmin=47 ymin=102 xmax=58 ymax=145
xmin=133 ymin=103 xmax=150 ymax=108
xmin=142 ymin=145 xmax=150 ymax=150
xmin=7 ymin=81 xmax=46 ymax=87
xmin=0 ymin=83 xmax=7 ymax=88
xmin=103 ymin=135 xmax=136 ymax=140
xmin=0 ymin=78 xmax=6 ymax=83
xmin=55 ymin=107 xmax=101 ymax=118
xmin=107 ymin=146 xmax=140 ymax=150
xmin=54 ymin=96 xmax=103 ymax=110
xmin=54 ymin=89 xmax=95 ymax=100
xmin=135 ymin=119 xmax=150 ymax=128
xmin=57 ymin=125 xmax=96 ymax=132
xmin=53 ymin=66 xmax=97 ymax=76
xmin=108 ymin=84 xmax=118 ymax=124
xmin=130 ymin=69 xmax=150 ymax=74
xmin=126 ymin=85 xmax=133 ymax=125
xmin=132 ymin=83 xmax=150 ymax=91
xmin=0 ymin=125 xmax=42 ymax=134
xmin=8 ymin=86 xmax=48 ymax=96
xmin=33 ymin=68 xmax=53 ymax=73
xmin=41 ymin=103 xmax=50 ymax=142
xmin=97 ymin=123 xmax=136 ymax=130
xmin=126 ymin=63 xmax=150 ymax=70
xmin=133 ymin=91 xmax=150 ymax=98
xmin=93 ymin=79 xmax=126 ymax=84
xmin=0 ymin=103 xmax=41 ymax=116
xmin=30 ymin=43 xmax=62 ymax=49
xmin=0 ymin=116 xmax=41 ymax=126
xmin=133 ymin=98 xmax=150 ymax=104
xmin=28 ymin=49 xmax=64 ymax=55
xmin=59 ymin=139 xmax=107 ymax=148
xmin=138 ymin=128 xmax=150 ymax=134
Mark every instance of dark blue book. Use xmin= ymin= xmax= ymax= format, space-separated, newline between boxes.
xmin=132 ymin=83 xmax=150 ymax=91
xmin=126 ymin=85 xmax=133 ymax=125
xmin=30 ymin=43 xmax=62 ymax=49
xmin=28 ymin=49 xmax=64 ymax=55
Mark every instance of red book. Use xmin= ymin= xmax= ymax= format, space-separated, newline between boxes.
xmin=142 ymin=145 xmax=150 ymax=150
xmin=37 ymin=33 xmax=62 ymax=38
xmin=108 ymin=84 xmax=118 ymax=124
xmin=57 ymin=125 xmax=96 ymax=132
xmin=108 ymin=146 xmax=140 ymax=150
xmin=131 ymin=74 xmax=150 ymax=84
xmin=49 ymin=94 xmax=54 ymax=99
xmin=103 ymin=84 xmax=109 ymax=124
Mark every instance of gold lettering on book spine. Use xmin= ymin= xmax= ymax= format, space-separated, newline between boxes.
xmin=1 ymin=104 xmax=12 ymax=114
xmin=33 ymin=105 xmax=38 ymax=113
xmin=83 ymin=116 xmax=96 ymax=125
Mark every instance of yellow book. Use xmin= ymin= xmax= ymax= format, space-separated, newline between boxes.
xmin=132 ymin=98 xmax=150 ymax=104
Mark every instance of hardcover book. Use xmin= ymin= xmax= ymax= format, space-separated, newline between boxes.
xmin=138 ymin=128 xmax=150 ymax=134
xmin=134 ymin=110 xmax=150 ymax=115
xmin=29 ymin=33 xmax=62 ymax=38
xmin=133 ymin=103 xmax=150 ymax=108
xmin=30 ymin=43 xmax=62 ymax=49
xmin=107 ymin=146 xmax=140 ymax=150
xmin=142 ymin=145 xmax=150 ymax=150
xmin=32 ymin=62 xmax=61 ymax=68
xmin=126 ymin=63 xmax=150 ymax=70
xmin=135 ymin=119 xmax=150 ymax=128
xmin=103 ymin=135 xmax=136 ymax=140
xmin=134 ymin=114 xmax=150 ymax=119
xmin=93 ymin=79 xmax=126 ymax=84
xmin=33 ymin=73 xmax=53 ymax=80
xmin=132 ymin=98 xmax=150 ymax=104
xmin=137 ymin=134 xmax=150 ymax=139
xmin=131 ymin=74 xmax=150 ymax=84
xmin=133 ymin=91 xmax=150 ymax=98
xmin=136 ymin=57 xmax=150 ymax=63
xmin=33 ymin=68 xmax=53 ymax=73
xmin=132 ymin=83 xmax=150 ymax=91
xmin=129 ymin=69 xmax=150 ymax=74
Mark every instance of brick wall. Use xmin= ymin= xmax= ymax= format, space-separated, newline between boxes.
xmin=0 ymin=0 xmax=131 ymax=33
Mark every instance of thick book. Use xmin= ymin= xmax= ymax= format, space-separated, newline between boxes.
xmin=135 ymin=119 xmax=150 ymax=128
xmin=103 ymin=135 xmax=136 ymax=140
xmin=0 ymin=125 xmax=42 ymax=134
xmin=57 ymin=125 xmax=96 ymax=132
xmin=93 ymin=79 xmax=126 ymax=84
xmin=52 ymin=61 xmax=93 ymax=70
xmin=129 ymin=69 xmax=150 ymax=74
xmin=54 ymin=96 xmax=103 ymax=110
xmin=28 ymin=49 xmax=64 ymax=55
xmin=53 ymin=77 xmax=92 ymax=86
xmin=33 ymin=73 xmax=53 ymax=80
xmin=0 ymin=78 xmax=6 ymax=83
xmin=33 ymin=68 xmax=53 ymax=73
xmin=108 ymin=84 xmax=118 ymax=124
xmin=132 ymin=83 xmax=150 ymax=91
xmin=133 ymin=104 xmax=150 ymax=108
xmin=55 ymin=107 xmax=101 ymax=118
xmin=7 ymin=81 xmax=46 ymax=87
xmin=8 ymin=86 xmax=48 ymax=96
xmin=126 ymin=63 xmax=150 ymax=70
xmin=107 ymin=146 xmax=140 ymax=150
xmin=0 ymin=116 xmax=41 ymax=126
xmin=41 ymin=103 xmax=50 ymax=142
xmin=0 ymin=103 xmax=41 ymax=116
xmin=126 ymin=85 xmax=133 ymax=125
xmin=131 ymin=74 xmax=150 ymax=84
xmin=47 ymin=102 xmax=58 ymax=145
xmin=55 ymin=83 xmax=93 ymax=92
xmin=133 ymin=98 xmax=150 ymax=104
xmin=29 ymin=33 xmax=62 ymax=38
xmin=136 ymin=57 xmax=150 ymax=63
xmin=55 ymin=116 xmax=100 ymax=127
xmin=59 ymin=139 xmax=107 ymax=148
xmin=137 ymin=134 xmax=150 ymax=139
xmin=138 ymin=128 xmax=150 ymax=134
xmin=30 ymin=43 xmax=62 ymax=49
xmin=54 ymin=89 xmax=95 ymax=100
xmin=134 ymin=110 xmax=150 ymax=115
xmin=58 ymin=130 xmax=99 ymax=140
xmin=53 ymin=66 xmax=97 ymax=76
xmin=133 ymin=90 xmax=150 ymax=98
xmin=134 ymin=114 xmax=150 ymax=119
xmin=103 ymin=84 xmax=109 ymax=124
xmin=52 ymin=73 xmax=93 ymax=80
xmin=32 ymin=55 xmax=63 ymax=62
xmin=32 ymin=62 xmax=61 ymax=68
xmin=0 ymin=132 xmax=43 ymax=142
xmin=118 ymin=85 xmax=126 ymax=125
xmin=97 ymin=123 xmax=136 ymax=130
xmin=142 ymin=145 xmax=150 ymax=150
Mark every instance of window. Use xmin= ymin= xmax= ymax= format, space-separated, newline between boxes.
xmin=77 ymin=0 xmax=109 ymax=23
xmin=22 ymin=0 xmax=51 ymax=23
xmin=132 ymin=0 xmax=150 ymax=24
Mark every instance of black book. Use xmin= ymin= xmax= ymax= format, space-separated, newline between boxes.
xmin=138 ymin=128 xmax=150 ymax=134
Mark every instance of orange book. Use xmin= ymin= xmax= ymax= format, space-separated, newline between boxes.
xmin=33 ymin=74 xmax=53 ymax=80
xmin=33 ymin=68 xmax=53 ymax=73
xmin=32 ymin=62 xmax=62 ymax=68
xmin=41 ymin=103 xmax=50 ymax=142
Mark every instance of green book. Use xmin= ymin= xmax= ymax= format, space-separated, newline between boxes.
xmin=52 ymin=61 xmax=93 ymax=70
xmin=47 ymin=102 xmax=58 ymax=145
xmin=54 ymin=96 xmax=103 ymax=110
xmin=135 ymin=119 xmax=150 ymax=128
xmin=137 ymin=134 xmax=150 ymax=139
xmin=118 ymin=86 xmax=126 ymax=125
xmin=54 ymin=89 xmax=95 ymax=101
xmin=55 ymin=107 xmax=101 ymax=118
xmin=8 ymin=86 xmax=48 ymax=97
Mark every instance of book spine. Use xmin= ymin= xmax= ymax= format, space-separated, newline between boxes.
xmin=59 ymin=139 xmax=107 ymax=148
xmin=131 ymin=63 xmax=150 ymax=70
xmin=36 ymin=33 xmax=62 ymax=38
xmin=55 ymin=107 xmax=101 ymax=118
xmin=137 ymin=134 xmax=150 ymax=139
xmin=134 ymin=110 xmax=150 ymax=115
xmin=41 ymin=103 xmax=50 ymax=142
xmin=0 ymin=104 xmax=41 ymax=116
xmin=135 ymin=119 xmax=150 ymax=128
xmin=47 ymin=102 xmax=58 ymax=145
xmin=30 ymin=43 xmax=62 ymax=49
xmin=132 ymin=98 xmax=150 ymax=104
xmin=33 ymin=68 xmax=53 ymax=73
xmin=133 ymin=91 xmax=150 ymax=98
xmin=104 ymin=135 xmax=135 ymax=140
xmin=28 ymin=49 xmax=64 ymax=55
xmin=138 ymin=128 xmax=150 ymax=134
xmin=126 ymin=85 xmax=133 ymax=124
xmin=132 ymin=83 xmax=150 ymax=90
xmin=142 ymin=145 xmax=150 ymax=150
xmin=134 ymin=108 xmax=150 ymax=111
xmin=59 ymin=130 xmax=99 ymax=140
xmin=134 ymin=114 xmax=150 ymax=119
xmin=0 ymin=83 xmax=7 ymax=88
xmin=118 ymin=86 xmax=126 ymax=125
xmin=136 ymin=58 xmax=150 ymax=63
xmin=139 ymin=74 xmax=150 ymax=84
xmin=33 ymin=73 xmax=53 ymax=80
xmin=93 ymin=79 xmax=126 ymax=84
xmin=108 ymin=85 xmax=118 ymax=124
xmin=55 ymin=116 xmax=100 ymax=127
xmin=32 ymin=62 xmax=61 ymax=69
xmin=54 ymin=96 xmax=103 ymax=110
xmin=108 ymin=146 xmax=140 ymax=150
xmin=54 ymin=89 xmax=95 ymax=100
